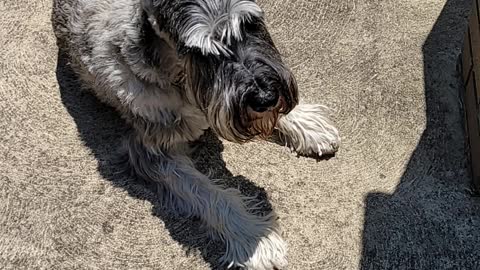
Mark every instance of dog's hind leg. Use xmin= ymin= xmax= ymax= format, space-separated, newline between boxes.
xmin=276 ymin=104 xmax=340 ymax=157
xmin=124 ymin=133 xmax=287 ymax=270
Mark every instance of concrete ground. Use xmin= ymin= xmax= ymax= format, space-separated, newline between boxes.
xmin=1 ymin=0 xmax=480 ymax=269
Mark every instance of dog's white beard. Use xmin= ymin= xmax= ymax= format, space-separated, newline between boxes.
xmin=276 ymin=104 xmax=340 ymax=157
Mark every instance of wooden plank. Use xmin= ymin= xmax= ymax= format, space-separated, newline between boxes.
xmin=461 ymin=0 xmax=480 ymax=192
xmin=465 ymin=76 xmax=480 ymax=191
xmin=463 ymin=29 xmax=473 ymax=83
xmin=471 ymin=0 xmax=480 ymax=106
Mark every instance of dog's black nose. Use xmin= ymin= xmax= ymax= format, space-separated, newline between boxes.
xmin=246 ymin=90 xmax=279 ymax=113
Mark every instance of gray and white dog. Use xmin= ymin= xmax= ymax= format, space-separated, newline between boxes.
xmin=52 ymin=0 xmax=340 ymax=269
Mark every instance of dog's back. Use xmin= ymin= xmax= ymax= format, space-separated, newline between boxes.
xmin=52 ymin=0 xmax=208 ymax=144
xmin=52 ymin=0 xmax=114 ymax=91
xmin=52 ymin=0 xmax=161 ymax=112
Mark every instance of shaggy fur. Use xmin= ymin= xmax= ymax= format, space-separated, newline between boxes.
xmin=276 ymin=105 xmax=340 ymax=156
xmin=52 ymin=0 xmax=340 ymax=269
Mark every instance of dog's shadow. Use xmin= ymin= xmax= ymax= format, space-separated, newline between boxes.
xmin=55 ymin=50 xmax=272 ymax=269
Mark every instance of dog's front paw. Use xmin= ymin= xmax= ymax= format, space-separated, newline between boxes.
xmin=276 ymin=104 xmax=340 ymax=157
xmin=243 ymin=231 xmax=287 ymax=270
xmin=223 ymin=231 xmax=287 ymax=270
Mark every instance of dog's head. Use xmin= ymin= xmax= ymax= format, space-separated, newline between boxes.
xmin=145 ymin=0 xmax=299 ymax=142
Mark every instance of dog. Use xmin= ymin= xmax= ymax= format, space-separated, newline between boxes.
xmin=52 ymin=0 xmax=340 ymax=269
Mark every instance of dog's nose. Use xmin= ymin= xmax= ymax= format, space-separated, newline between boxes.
xmin=246 ymin=90 xmax=279 ymax=113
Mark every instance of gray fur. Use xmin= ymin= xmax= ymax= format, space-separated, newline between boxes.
xmin=142 ymin=0 xmax=263 ymax=56
xmin=178 ymin=0 xmax=263 ymax=55
xmin=124 ymin=134 xmax=287 ymax=269
xmin=52 ymin=0 xmax=339 ymax=269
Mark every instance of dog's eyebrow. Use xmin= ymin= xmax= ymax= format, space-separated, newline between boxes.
xmin=178 ymin=0 xmax=263 ymax=56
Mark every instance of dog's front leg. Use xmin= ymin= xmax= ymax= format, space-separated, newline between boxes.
xmin=125 ymin=133 xmax=287 ymax=270
xmin=276 ymin=104 xmax=340 ymax=157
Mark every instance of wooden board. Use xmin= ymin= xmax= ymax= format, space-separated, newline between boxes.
xmin=461 ymin=0 xmax=480 ymax=192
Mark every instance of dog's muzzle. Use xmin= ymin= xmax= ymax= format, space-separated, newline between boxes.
xmin=245 ymin=94 xmax=288 ymax=139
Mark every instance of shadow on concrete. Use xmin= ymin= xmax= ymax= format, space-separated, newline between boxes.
xmin=54 ymin=50 xmax=273 ymax=270
xmin=360 ymin=1 xmax=480 ymax=269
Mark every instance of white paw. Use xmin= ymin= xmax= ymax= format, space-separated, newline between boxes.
xmin=223 ymin=231 xmax=288 ymax=270
xmin=276 ymin=104 xmax=340 ymax=157
xmin=242 ymin=231 xmax=288 ymax=270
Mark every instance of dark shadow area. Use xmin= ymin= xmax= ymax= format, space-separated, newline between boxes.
xmin=55 ymin=50 xmax=272 ymax=270
xmin=361 ymin=1 xmax=480 ymax=269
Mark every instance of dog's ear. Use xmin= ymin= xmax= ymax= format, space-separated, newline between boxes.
xmin=167 ymin=0 xmax=264 ymax=56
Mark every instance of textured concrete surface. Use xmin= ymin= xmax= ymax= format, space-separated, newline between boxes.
xmin=2 ymin=0 xmax=480 ymax=269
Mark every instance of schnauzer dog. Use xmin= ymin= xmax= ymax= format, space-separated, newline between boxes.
xmin=52 ymin=0 xmax=340 ymax=269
